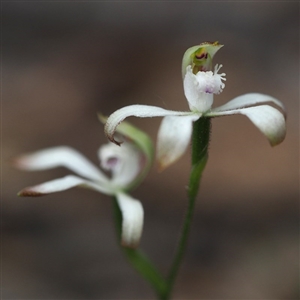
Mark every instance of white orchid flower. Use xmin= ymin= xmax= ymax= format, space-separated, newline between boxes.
xmin=16 ymin=122 xmax=154 ymax=249
xmin=105 ymin=42 xmax=286 ymax=170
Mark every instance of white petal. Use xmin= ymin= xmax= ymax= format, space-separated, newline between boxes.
xmin=208 ymin=105 xmax=286 ymax=146
xmin=17 ymin=175 xmax=113 ymax=197
xmin=14 ymin=146 xmax=108 ymax=182
xmin=105 ymin=105 xmax=191 ymax=145
xmin=183 ymin=66 xmax=214 ymax=112
xmin=157 ymin=115 xmax=199 ymax=170
xmin=98 ymin=142 xmax=141 ymax=187
xmin=116 ymin=192 xmax=144 ymax=249
xmin=212 ymin=93 xmax=286 ymax=116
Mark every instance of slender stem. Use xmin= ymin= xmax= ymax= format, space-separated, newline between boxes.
xmin=163 ymin=117 xmax=211 ymax=300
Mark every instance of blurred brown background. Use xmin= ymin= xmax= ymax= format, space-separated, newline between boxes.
xmin=2 ymin=2 xmax=299 ymax=299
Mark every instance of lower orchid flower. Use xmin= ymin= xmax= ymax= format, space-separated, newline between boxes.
xmin=15 ymin=121 xmax=154 ymax=249
xmin=105 ymin=42 xmax=286 ymax=170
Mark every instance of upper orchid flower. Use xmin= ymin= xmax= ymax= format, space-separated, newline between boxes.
xmin=15 ymin=120 xmax=154 ymax=249
xmin=105 ymin=42 xmax=286 ymax=170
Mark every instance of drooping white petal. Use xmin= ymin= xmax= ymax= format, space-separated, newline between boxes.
xmin=157 ymin=115 xmax=199 ymax=170
xmin=105 ymin=105 xmax=192 ymax=145
xmin=207 ymin=105 xmax=286 ymax=146
xmin=116 ymin=192 xmax=144 ymax=249
xmin=212 ymin=93 xmax=286 ymax=116
xmin=99 ymin=142 xmax=141 ymax=187
xmin=15 ymin=146 xmax=108 ymax=182
xmin=17 ymin=175 xmax=114 ymax=197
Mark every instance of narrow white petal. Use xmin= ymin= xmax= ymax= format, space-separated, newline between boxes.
xmin=105 ymin=105 xmax=191 ymax=145
xmin=208 ymin=105 xmax=286 ymax=146
xmin=157 ymin=115 xmax=199 ymax=170
xmin=17 ymin=175 xmax=113 ymax=197
xmin=212 ymin=93 xmax=286 ymax=116
xmin=116 ymin=192 xmax=144 ymax=249
xmin=14 ymin=146 xmax=108 ymax=182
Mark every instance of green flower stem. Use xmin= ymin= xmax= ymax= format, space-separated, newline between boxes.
xmin=163 ymin=117 xmax=211 ymax=300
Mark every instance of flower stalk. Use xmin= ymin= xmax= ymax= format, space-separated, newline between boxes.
xmin=163 ymin=117 xmax=210 ymax=300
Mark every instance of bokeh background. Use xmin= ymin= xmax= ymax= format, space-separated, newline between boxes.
xmin=2 ymin=2 xmax=299 ymax=299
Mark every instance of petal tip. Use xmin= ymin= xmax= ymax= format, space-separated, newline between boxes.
xmin=109 ymin=137 xmax=123 ymax=147
xmin=17 ymin=188 xmax=46 ymax=197
xmin=104 ymin=122 xmax=123 ymax=146
xmin=121 ymin=239 xmax=140 ymax=249
xmin=157 ymin=160 xmax=169 ymax=172
xmin=12 ymin=156 xmax=29 ymax=169
xmin=269 ymin=134 xmax=286 ymax=147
